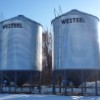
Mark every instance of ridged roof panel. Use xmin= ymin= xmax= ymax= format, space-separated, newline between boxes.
xmin=51 ymin=9 xmax=99 ymax=23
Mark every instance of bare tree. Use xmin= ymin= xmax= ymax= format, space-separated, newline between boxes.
xmin=42 ymin=31 xmax=52 ymax=84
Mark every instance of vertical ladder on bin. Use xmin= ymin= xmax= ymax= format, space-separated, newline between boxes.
xmin=58 ymin=18 xmax=62 ymax=69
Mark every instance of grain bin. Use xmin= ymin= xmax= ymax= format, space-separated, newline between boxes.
xmin=0 ymin=23 xmax=2 ymax=67
xmin=0 ymin=15 xmax=42 ymax=86
xmin=52 ymin=9 xmax=100 ymax=86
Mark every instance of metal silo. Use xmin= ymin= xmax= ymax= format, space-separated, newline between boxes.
xmin=0 ymin=23 xmax=2 ymax=67
xmin=52 ymin=9 xmax=100 ymax=87
xmin=0 ymin=15 xmax=42 ymax=88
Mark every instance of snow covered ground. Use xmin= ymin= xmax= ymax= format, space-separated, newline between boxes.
xmin=1 ymin=81 xmax=100 ymax=100
xmin=0 ymin=94 xmax=100 ymax=100
xmin=1 ymin=85 xmax=100 ymax=96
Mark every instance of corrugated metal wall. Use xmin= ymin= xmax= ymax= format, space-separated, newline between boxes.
xmin=0 ymin=15 xmax=42 ymax=71
xmin=52 ymin=10 xmax=100 ymax=70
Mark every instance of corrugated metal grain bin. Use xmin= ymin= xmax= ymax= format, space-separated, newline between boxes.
xmin=0 ymin=15 xmax=42 ymax=86
xmin=52 ymin=9 xmax=100 ymax=86
xmin=1 ymin=15 xmax=42 ymax=71
xmin=0 ymin=23 xmax=2 ymax=67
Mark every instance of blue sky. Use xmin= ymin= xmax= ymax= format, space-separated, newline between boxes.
xmin=0 ymin=0 xmax=100 ymax=30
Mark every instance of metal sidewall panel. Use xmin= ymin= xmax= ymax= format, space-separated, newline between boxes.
xmin=52 ymin=10 xmax=100 ymax=70
xmin=0 ymin=16 xmax=42 ymax=71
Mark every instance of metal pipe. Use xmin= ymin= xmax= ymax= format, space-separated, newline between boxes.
xmin=95 ymin=70 xmax=98 ymax=96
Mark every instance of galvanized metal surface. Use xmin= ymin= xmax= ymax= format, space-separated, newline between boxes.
xmin=52 ymin=10 xmax=100 ymax=70
xmin=0 ymin=23 xmax=2 ymax=67
xmin=0 ymin=15 xmax=42 ymax=71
